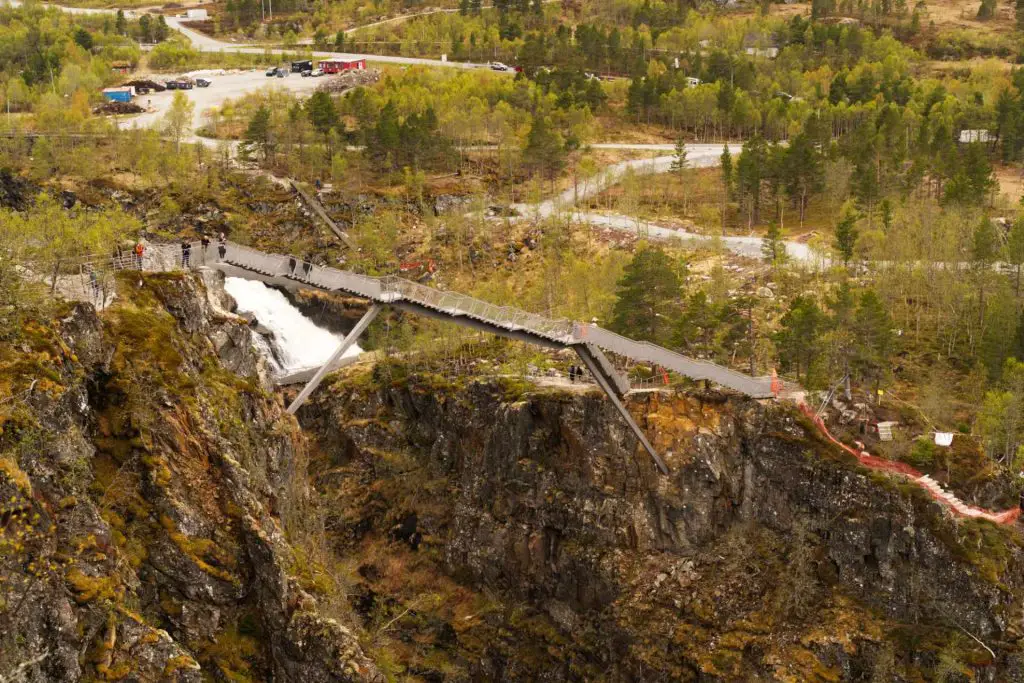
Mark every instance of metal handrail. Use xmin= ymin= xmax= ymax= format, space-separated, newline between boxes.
xmin=217 ymin=240 xmax=775 ymax=396
xmin=41 ymin=239 xmax=779 ymax=399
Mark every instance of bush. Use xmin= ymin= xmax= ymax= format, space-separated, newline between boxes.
xmin=906 ymin=438 xmax=936 ymax=469
xmin=147 ymin=42 xmax=200 ymax=70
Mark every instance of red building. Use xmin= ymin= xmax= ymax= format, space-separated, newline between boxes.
xmin=320 ymin=59 xmax=367 ymax=74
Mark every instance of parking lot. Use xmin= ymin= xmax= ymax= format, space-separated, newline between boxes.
xmin=118 ymin=68 xmax=329 ymax=141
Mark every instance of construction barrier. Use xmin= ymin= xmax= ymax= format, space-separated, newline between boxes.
xmin=798 ymin=403 xmax=1020 ymax=525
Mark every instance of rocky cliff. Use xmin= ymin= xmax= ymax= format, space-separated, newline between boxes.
xmin=300 ymin=369 xmax=1024 ymax=681
xmin=5 ymin=269 xmax=1024 ymax=682
xmin=0 ymin=271 xmax=379 ymax=681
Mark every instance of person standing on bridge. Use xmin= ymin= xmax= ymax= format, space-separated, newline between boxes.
xmin=200 ymin=235 xmax=210 ymax=265
xmin=181 ymin=240 xmax=191 ymax=269
xmin=217 ymin=233 xmax=227 ymax=261
xmin=133 ymin=241 xmax=145 ymax=270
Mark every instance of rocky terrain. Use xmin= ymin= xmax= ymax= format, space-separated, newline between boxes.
xmin=0 ymin=271 xmax=379 ymax=681
xmin=3 ymin=268 xmax=1024 ymax=681
xmin=300 ymin=368 xmax=1024 ymax=681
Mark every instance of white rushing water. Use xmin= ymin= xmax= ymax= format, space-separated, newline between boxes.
xmin=223 ymin=277 xmax=362 ymax=371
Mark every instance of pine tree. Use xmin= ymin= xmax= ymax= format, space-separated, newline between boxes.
xmin=852 ymin=290 xmax=893 ymax=392
xmin=609 ymin=246 xmax=683 ymax=344
xmin=335 ymin=30 xmax=345 ymax=50
xmin=761 ymin=222 xmax=787 ymax=266
xmin=737 ymin=135 xmax=768 ymax=226
xmin=154 ymin=15 xmax=169 ymax=42
xmin=974 ymin=217 xmax=1000 ymax=325
xmin=672 ymin=291 xmax=717 ymax=354
xmin=306 ymin=91 xmax=338 ymax=134
xmin=670 ymin=137 xmax=688 ymax=176
xmin=523 ymin=117 xmax=566 ymax=182
xmin=1008 ymin=217 xmax=1024 ymax=298
xmin=244 ymin=105 xmax=273 ymax=162
xmin=775 ymin=295 xmax=826 ymax=382
xmin=115 ymin=9 xmax=127 ymax=35
xmin=367 ymin=101 xmax=401 ymax=170
xmin=783 ymin=133 xmax=822 ymax=224
xmin=139 ymin=15 xmax=152 ymax=43
xmin=721 ymin=146 xmax=733 ymax=199
xmin=834 ymin=206 xmax=858 ymax=266
xmin=73 ymin=27 xmax=93 ymax=51
xmin=977 ymin=0 xmax=996 ymax=20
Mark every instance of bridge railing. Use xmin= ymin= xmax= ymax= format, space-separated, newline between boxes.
xmin=41 ymin=238 xmax=777 ymax=398
xmin=216 ymin=240 xmax=774 ymax=396
xmin=221 ymin=242 xmax=384 ymax=299
xmin=579 ymin=325 xmax=775 ymax=397
xmin=378 ymin=275 xmax=576 ymax=341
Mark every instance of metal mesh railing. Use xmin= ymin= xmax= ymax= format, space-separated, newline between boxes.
xmin=35 ymin=239 xmax=781 ymax=398
xmin=216 ymin=240 xmax=777 ymax=397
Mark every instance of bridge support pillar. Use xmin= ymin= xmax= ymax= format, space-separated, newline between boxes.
xmin=574 ymin=347 xmax=669 ymax=475
xmin=287 ymin=303 xmax=382 ymax=415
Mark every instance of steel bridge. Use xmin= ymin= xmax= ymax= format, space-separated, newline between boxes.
xmin=45 ymin=240 xmax=779 ymax=475
xmin=204 ymin=242 xmax=779 ymax=475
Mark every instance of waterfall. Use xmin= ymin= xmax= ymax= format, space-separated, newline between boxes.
xmin=223 ymin=277 xmax=362 ymax=371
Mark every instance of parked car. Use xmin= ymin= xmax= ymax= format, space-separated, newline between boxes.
xmin=265 ymin=67 xmax=278 ymax=77
xmin=489 ymin=61 xmax=513 ymax=72
xmin=310 ymin=68 xmax=324 ymax=77
xmin=164 ymin=80 xmax=179 ymax=90
xmin=275 ymin=68 xmax=288 ymax=78
xmin=300 ymin=69 xmax=312 ymax=77
xmin=195 ymin=78 xmax=211 ymax=87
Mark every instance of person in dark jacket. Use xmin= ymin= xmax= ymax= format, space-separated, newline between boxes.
xmin=181 ymin=240 xmax=191 ymax=268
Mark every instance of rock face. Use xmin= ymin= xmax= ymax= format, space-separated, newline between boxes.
xmin=0 ymin=271 xmax=379 ymax=682
xmin=301 ymin=375 xmax=1024 ymax=681
xmin=7 ymin=269 xmax=1024 ymax=681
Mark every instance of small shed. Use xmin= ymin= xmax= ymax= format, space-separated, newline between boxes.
xmin=959 ymin=129 xmax=994 ymax=144
xmin=102 ymin=87 xmax=134 ymax=103
xmin=186 ymin=8 xmax=208 ymax=20
xmin=320 ymin=58 xmax=367 ymax=74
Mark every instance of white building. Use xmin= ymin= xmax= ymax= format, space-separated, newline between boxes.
xmin=958 ymin=129 xmax=994 ymax=144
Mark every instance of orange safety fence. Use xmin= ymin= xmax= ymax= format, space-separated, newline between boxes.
xmin=798 ymin=403 xmax=1020 ymax=525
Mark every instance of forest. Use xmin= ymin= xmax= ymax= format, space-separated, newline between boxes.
xmin=5 ymin=0 xmax=1024 ymax=515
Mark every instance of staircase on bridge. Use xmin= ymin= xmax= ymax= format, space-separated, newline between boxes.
xmin=60 ymin=240 xmax=779 ymax=476
xmin=290 ymin=181 xmax=357 ymax=250
xmin=206 ymin=242 xmax=778 ymax=475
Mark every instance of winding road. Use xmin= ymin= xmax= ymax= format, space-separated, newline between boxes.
xmin=511 ymin=144 xmax=816 ymax=263
xmin=7 ymin=0 xmax=815 ymax=260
